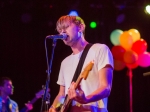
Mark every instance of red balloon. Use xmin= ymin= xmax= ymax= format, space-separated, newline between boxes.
xmin=131 ymin=39 xmax=147 ymax=54
xmin=111 ymin=46 xmax=126 ymax=61
xmin=126 ymin=62 xmax=138 ymax=69
xmin=114 ymin=60 xmax=126 ymax=71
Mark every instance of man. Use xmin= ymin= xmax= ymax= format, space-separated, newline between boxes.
xmin=49 ymin=15 xmax=114 ymax=112
xmin=0 ymin=77 xmax=19 ymax=112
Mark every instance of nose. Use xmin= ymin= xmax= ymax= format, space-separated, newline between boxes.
xmin=61 ymin=29 xmax=66 ymax=34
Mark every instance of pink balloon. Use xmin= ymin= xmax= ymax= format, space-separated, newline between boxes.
xmin=138 ymin=52 xmax=150 ymax=67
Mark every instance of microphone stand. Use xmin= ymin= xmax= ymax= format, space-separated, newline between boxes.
xmin=40 ymin=38 xmax=57 ymax=112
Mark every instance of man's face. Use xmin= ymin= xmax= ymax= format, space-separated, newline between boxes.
xmin=60 ymin=23 xmax=81 ymax=47
xmin=1 ymin=80 xmax=14 ymax=96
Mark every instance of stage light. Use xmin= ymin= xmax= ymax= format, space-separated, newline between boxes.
xmin=90 ymin=21 xmax=97 ymax=29
xmin=68 ymin=10 xmax=79 ymax=16
xmin=145 ymin=5 xmax=150 ymax=14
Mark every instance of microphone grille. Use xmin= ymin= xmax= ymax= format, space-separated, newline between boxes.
xmin=62 ymin=33 xmax=68 ymax=39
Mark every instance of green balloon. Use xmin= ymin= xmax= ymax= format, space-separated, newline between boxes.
xmin=110 ymin=29 xmax=123 ymax=45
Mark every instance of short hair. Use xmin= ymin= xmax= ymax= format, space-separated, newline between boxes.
xmin=0 ymin=77 xmax=12 ymax=86
xmin=56 ymin=15 xmax=86 ymax=34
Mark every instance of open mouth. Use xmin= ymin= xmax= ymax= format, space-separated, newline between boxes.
xmin=64 ymin=36 xmax=69 ymax=41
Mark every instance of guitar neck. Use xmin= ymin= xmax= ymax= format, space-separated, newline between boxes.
xmin=19 ymin=97 xmax=38 ymax=112
xmin=29 ymin=96 xmax=38 ymax=104
xmin=66 ymin=76 xmax=83 ymax=102
xmin=20 ymin=96 xmax=38 ymax=112
xmin=74 ymin=76 xmax=83 ymax=89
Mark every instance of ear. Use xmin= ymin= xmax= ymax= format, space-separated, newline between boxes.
xmin=78 ymin=24 xmax=84 ymax=32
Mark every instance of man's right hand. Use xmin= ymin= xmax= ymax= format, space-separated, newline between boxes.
xmin=49 ymin=106 xmax=57 ymax=112
xmin=25 ymin=103 xmax=33 ymax=111
xmin=49 ymin=108 xmax=57 ymax=112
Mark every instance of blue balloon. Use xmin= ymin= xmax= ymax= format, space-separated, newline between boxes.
xmin=110 ymin=29 xmax=123 ymax=45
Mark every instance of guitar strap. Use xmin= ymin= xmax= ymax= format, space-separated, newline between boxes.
xmin=56 ymin=43 xmax=93 ymax=112
xmin=65 ymin=43 xmax=93 ymax=111
xmin=72 ymin=43 xmax=93 ymax=82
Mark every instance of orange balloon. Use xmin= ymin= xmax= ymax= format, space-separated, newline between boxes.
xmin=120 ymin=31 xmax=134 ymax=50
xmin=114 ymin=59 xmax=126 ymax=71
xmin=128 ymin=29 xmax=140 ymax=42
xmin=123 ymin=50 xmax=138 ymax=64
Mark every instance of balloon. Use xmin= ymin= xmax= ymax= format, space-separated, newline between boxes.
xmin=110 ymin=29 xmax=123 ymax=45
xmin=111 ymin=45 xmax=126 ymax=61
xmin=123 ymin=50 xmax=138 ymax=64
xmin=131 ymin=39 xmax=147 ymax=54
xmin=126 ymin=62 xmax=138 ymax=69
xmin=114 ymin=59 xmax=126 ymax=71
xmin=128 ymin=29 xmax=140 ymax=42
xmin=138 ymin=52 xmax=150 ymax=67
xmin=120 ymin=31 xmax=134 ymax=50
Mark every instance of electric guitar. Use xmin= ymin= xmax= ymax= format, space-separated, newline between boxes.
xmin=20 ymin=88 xmax=50 ymax=112
xmin=58 ymin=61 xmax=94 ymax=112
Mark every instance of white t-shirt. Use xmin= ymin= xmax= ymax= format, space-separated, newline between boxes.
xmin=57 ymin=43 xmax=114 ymax=112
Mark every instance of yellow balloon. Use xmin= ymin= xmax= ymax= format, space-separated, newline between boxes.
xmin=120 ymin=31 xmax=134 ymax=50
xmin=128 ymin=29 xmax=140 ymax=42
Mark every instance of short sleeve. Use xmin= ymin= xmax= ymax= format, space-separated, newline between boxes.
xmin=95 ymin=44 xmax=114 ymax=70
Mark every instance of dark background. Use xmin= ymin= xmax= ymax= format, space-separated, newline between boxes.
xmin=0 ymin=0 xmax=150 ymax=112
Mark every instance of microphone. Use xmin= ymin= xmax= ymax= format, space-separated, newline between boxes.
xmin=46 ymin=33 xmax=68 ymax=40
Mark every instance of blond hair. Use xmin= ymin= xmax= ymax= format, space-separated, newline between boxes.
xmin=56 ymin=15 xmax=86 ymax=34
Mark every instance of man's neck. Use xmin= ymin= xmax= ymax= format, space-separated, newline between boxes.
xmin=0 ymin=94 xmax=9 ymax=102
xmin=71 ymin=39 xmax=88 ymax=54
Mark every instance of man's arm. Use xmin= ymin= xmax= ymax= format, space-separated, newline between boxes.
xmin=49 ymin=85 xmax=65 ymax=111
xmin=68 ymin=64 xmax=113 ymax=104
xmin=86 ymin=64 xmax=113 ymax=103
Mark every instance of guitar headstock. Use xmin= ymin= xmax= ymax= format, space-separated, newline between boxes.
xmin=80 ymin=61 xmax=94 ymax=80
